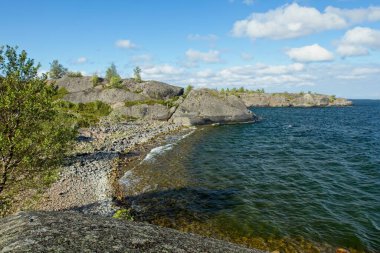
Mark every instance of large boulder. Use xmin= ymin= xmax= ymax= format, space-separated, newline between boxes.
xmin=170 ymin=89 xmax=255 ymax=126
xmin=54 ymin=76 xmax=94 ymax=93
xmin=123 ymin=79 xmax=184 ymax=100
xmin=113 ymin=104 xmax=174 ymax=120
xmin=64 ymin=88 xmax=148 ymax=104
xmin=0 ymin=211 xmax=263 ymax=253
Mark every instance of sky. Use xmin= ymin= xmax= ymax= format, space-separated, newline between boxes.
xmin=1 ymin=0 xmax=380 ymax=99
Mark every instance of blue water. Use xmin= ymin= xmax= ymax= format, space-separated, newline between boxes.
xmin=126 ymin=100 xmax=380 ymax=252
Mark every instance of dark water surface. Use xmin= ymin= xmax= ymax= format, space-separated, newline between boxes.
xmin=123 ymin=100 xmax=380 ymax=252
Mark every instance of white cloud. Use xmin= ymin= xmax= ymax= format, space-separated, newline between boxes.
xmin=75 ymin=57 xmax=87 ymax=64
xmin=231 ymin=3 xmax=380 ymax=40
xmin=115 ymin=39 xmax=137 ymax=49
xmin=287 ymin=44 xmax=334 ymax=62
xmin=185 ymin=49 xmax=222 ymax=63
xmin=187 ymin=34 xmax=218 ymax=42
xmin=142 ymin=64 xmax=184 ymax=80
xmin=337 ymin=27 xmax=380 ymax=57
xmin=326 ymin=6 xmax=380 ymax=23
xmin=337 ymin=67 xmax=380 ymax=79
xmin=241 ymin=52 xmax=253 ymax=61
xmin=242 ymin=0 xmax=254 ymax=6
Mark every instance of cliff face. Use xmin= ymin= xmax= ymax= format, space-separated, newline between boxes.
xmin=240 ymin=93 xmax=352 ymax=107
xmin=0 ymin=211 xmax=264 ymax=253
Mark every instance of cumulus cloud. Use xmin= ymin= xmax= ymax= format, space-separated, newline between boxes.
xmin=287 ymin=44 xmax=334 ymax=62
xmin=337 ymin=27 xmax=380 ymax=57
xmin=187 ymin=34 xmax=218 ymax=42
xmin=185 ymin=49 xmax=222 ymax=63
xmin=115 ymin=39 xmax=137 ymax=49
xmin=142 ymin=64 xmax=184 ymax=80
xmin=75 ymin=57 xmax=87 ymax=64
xmin=231 ymin=3 xmax=380 ymax=40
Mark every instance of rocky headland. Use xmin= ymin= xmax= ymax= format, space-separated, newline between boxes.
xmin=240 ymin=92 xmax=352 ymax=107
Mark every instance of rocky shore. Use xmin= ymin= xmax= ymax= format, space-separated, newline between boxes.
xmin=37 ymin=118 xmax=183 ymax=216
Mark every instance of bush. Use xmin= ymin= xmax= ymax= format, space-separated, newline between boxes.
xmin=55 ymin=100 xmax=112 ymax=128
xmin=113 ymin=208 xmax=134 ymax=221
xmin=49 ymin=60 xmax=67 ymax=79
xmin=67 ymin=71 xmax=82 ymax=77
xmin=53 ymin=87 xmax=69 ymax=100
xmin=0 ymin=46 xmax=76 ymax=199
xmin=91 ymin=74 xmax=100 ymax=87
xmin=109 ymin=76 xmax=123 ymax=89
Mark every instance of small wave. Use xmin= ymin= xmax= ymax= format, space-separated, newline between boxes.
xmin=141 ymin=130 xmax=195 ymax=163
xmin=142 ymin=143 xmax=174 ymax=162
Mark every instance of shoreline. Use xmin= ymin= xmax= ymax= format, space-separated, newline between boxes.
xmin=37 ymin=118 xmax=186 ymax=216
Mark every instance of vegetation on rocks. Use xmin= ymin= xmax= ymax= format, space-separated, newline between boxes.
xmin=55 ymin=100 xmax=112 ymax=127
xmin=0 ymin=46 xmax=76 ymax=216
xmin=105 ymin=63 xmax=120 ymax=81
xmin=133 ymin=66 xmax=142 ymax=83
xmin=113 ymin=208 xmax=134 ymax=221
xmin=124 ymin=97 xmax=179 ymax=108
xmin=49 ymin=60 xmax=67 ymax=79
xmin=66 ymin=71 xmax=83 ymax=77
xmin=91 ymin=74 xmax=101 ymax=87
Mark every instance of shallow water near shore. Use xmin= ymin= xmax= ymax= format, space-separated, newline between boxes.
xmin=121 ymin=100 xmax=380 ymax=253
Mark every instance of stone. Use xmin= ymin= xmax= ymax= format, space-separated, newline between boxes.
xmin=170 ymin=89 xmax=255 ymax=126
xmin=0 ymin=211 xmax=264 ymax=253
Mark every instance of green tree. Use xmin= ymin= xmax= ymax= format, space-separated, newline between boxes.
xmin=105 ymin=63 xmax=120 ymax=81
xmin=0 ymin=46 xmax=76 ymax=195
xmin=133 ymin=66 xmax=142 ymax=83
xmin=49 ymin=60 xmax=67 ymax=79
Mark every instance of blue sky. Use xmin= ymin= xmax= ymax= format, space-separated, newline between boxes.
xmin=1 ymin=0 xmax=380 ymax=99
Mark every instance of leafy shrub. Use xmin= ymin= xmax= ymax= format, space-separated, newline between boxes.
xmin=91 ymin=74 xmax=101 ymax=87
xmin=53 ymin=87 xmax=69 ymax=100
xmin=113 ymin=208 xmax=134 ymax=221
xmin=0 ymin=46 xmax=76 ymax=204
xmin=55 ymin=100 xmax=112 ymax=128
xmin=67 ymin=71 xmax=82 ymax=77
xmin=109 ymin=76 xmax=123 ymax=89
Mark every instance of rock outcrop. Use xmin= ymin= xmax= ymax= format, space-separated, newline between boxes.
xmin=0 ymin=211 xmax=264 ymax=253
xmin=170 ymin=89 xmax=255 ymax=126
xmin=113 ymin=104 xmax=174 ymax=121
xmin=54 ymin=76 xmax=96 ymax=93
xmin=64 ymin=88 xmax=148 ymax=104
xmin=123 ymin=79 xmax=184 ymax=99
xmin=240 ymin=93 xmax=352 ymax=107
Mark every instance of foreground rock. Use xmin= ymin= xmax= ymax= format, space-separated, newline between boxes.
xmin=240 ymin=93 xmax=352 ymax=107
xmin=170 ymin=89 xmax=255 ymax=126
xmin=0 ymin=212 xmax=264 ymax=253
